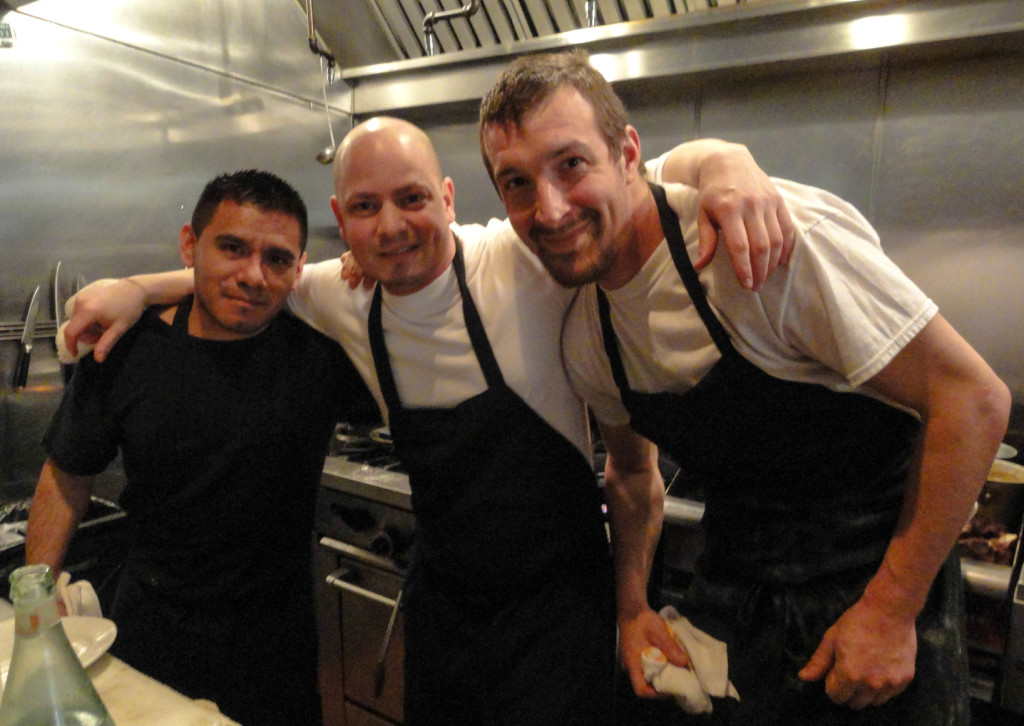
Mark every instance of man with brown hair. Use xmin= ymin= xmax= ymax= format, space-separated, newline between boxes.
xmin=479 ymin=50 xmax=1010 ymax=724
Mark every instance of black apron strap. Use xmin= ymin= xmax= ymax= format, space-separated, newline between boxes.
xmin=368 ymin=284 xmax=401 ymax=413
xmin=450 ymin=237 xmax=505 ymax=388
xmin=649 ymin=182 xmax=735 ymax=357
xmin=369 ymin=237 xmax=504 ymax=416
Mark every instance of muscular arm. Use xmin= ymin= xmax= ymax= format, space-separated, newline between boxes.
xmin=25 ymin=459 xmax=97 ymax=575
xmin=600 ymin=422 xmax=689 ymax=697
xmin=655 ymin=139 xmax=796 ymax=290
xmin=62 ymin=269 xmax=195 ymax=362
xmin=799 ymin=314 xmax=1011 ymax=709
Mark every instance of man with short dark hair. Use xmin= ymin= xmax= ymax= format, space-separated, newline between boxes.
xmin=478 ymin=50 xmax=1010 ymax=724
xmin=26 ymin=170 xmax=375 ymax=726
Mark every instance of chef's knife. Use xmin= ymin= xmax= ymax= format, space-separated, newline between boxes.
xmin=13 ymin=285 xmax=41 ymax=388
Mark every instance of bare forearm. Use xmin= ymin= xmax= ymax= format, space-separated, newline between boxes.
xmin=859 ymin=315 xmax=1011 ymax=617
xmin=656 ymin=138 xmax=751 ymax=186
xmin=25 ymin=459 xmax=95 ymax=575
xmin=126 ymin=268 xmax=195 ymax=305
xmin=864 ymin=377 xmax=1010 ymax=617
xmin=600 ymin=425 xmax=665 ymax=616
xmin=605 ymin=466 xmax=663 ymax=616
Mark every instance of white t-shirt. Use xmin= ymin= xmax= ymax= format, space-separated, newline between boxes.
xmin=563 ymin=172 xmax=937 ymax=428
xmin=286 ymin=218 xmax=591 ymax=458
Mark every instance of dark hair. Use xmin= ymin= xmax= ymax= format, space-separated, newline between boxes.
xmin=478 ymin=50 xmax=630 ymax=183
xmin=191 ymin=169 xmax=309 ymax=251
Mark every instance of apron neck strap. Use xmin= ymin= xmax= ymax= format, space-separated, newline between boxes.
xmin=368 ymin=235 xmax=505 ymax=412
xmin=649 ymin=182 xmax=735 ymax=357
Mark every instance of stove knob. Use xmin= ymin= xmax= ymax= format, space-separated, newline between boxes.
xmin=370 ymin=528 xmax=395 ymax=557
xmin=370 ymin=525 xmax=409 ymax=558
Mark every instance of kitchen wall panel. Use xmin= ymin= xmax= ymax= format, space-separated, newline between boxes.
xmin=871 ymin=52 xmax=1024 ymax=406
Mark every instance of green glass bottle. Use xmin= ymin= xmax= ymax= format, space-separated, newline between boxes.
xmin=0 ymin=564 xmax=114 ymax=726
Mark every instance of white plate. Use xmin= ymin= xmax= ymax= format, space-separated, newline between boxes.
xmin=0 ymin=616 xmax=117 ymax=684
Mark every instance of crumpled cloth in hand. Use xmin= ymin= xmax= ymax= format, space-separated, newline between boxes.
xmin=640 ymin=605 xmax=740 ymax=714
xmin=56 ymin=571 xmax=103 ymax=618
xmin=55 ymin=278 xmax=119 ymax=364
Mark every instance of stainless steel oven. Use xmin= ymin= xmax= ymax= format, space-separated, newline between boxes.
xmin=315 ymin=429 xmax=414 ymax=726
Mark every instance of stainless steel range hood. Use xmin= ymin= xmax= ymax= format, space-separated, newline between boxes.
xmin=306 ymin=0 xmax=1024 ymax=117
xmin=306 ymin=0 xmax=759 ymax=69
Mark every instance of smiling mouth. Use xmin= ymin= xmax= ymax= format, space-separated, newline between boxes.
xmin=380 ymin=244 xmax=419 ymax=258
xmin=533 ymin=218 xmax=591 ymax=250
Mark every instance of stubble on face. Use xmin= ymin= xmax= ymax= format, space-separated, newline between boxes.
xmin=481 ymin=88 xmax=633 ymax=290
xmin=185 ymin=202 xmax=304 ymax=340
xmin=529 ymin=207 xmax=618 ymax=288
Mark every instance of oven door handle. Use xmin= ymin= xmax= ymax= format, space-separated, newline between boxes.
xmin=325 ymin=566 xmax=398 ymax=608
xmin=374 ymin=584 xmax=405 ymax=697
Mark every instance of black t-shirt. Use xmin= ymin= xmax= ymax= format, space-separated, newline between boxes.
xmin=45 ymin=297 xmax=375 ymax=601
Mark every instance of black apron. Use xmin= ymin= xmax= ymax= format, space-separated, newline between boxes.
xmin=368 ymin=239 xmax=617 ymax=726
xmin=597 ymin=184 xmax=968 ymax=725
xmin=109 ymin=300 xmax=321 ymax=726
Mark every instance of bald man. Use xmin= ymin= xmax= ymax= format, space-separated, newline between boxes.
xmin=60 ymin=117 xmax=794 ymax=725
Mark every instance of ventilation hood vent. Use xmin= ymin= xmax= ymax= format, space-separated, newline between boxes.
xmin=309 ymin=0 xmax=758 ymax=69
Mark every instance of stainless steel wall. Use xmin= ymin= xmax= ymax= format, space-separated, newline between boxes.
xmin=0 ymin=0 xmax=352 ymax=497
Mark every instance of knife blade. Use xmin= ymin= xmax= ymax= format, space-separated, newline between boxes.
xmin=13 ymin=285 xmax=41 ymax=388
xmin=53 ymin=261 xmax=64 ymax=328
xmin=53 ymin=262 xmax=76 ymax=384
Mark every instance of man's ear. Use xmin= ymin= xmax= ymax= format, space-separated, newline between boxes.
xmin=291 ymin=252 xmax=308 ymax=291
xmin=179 ymin=224 xmax=197 ymax=268
xmin=442 ymin=176 xmax=456 ymax=225
xmin=620 ymin=125 xmax=642 ymax=177
xmin=330 ymin=195 xmax=347 ymax=239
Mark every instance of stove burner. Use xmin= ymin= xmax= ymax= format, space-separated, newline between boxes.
xmin=332 ymin=423 xmax=406 ymax=473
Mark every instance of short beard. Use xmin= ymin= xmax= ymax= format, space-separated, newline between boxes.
xmin=535 ymin=242 xmax=617 ymax=288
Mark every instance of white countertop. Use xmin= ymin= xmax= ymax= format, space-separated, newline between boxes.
xmin=89 ymin=655 xmax=241 ymax=725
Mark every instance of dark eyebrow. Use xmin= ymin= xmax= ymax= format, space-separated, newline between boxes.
xmin=214 ymin=233 xmax=249 ymax=247
xmin=493 ymin=141 xmax=593 ymax=183
xmin=393 ymin=182 xmax=431 ymax=198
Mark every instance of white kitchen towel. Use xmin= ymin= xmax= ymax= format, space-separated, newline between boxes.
xmin=640 ymin=605 xmax=739 ymax=714
xmin=56 ymin=571 xmax=103 ymax=618
xmin=55 ymin=278 xmax=119 ymax=364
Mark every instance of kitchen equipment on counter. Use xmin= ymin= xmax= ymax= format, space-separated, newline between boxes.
xmin=962 ymin=459 xmax=1024 ymax=567
xmin=0 ymin=496 xmax=127 ymax=613
xmin=11 ymin=286 xmax=40 ymax=389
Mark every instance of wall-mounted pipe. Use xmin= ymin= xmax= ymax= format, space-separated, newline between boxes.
xmin=423 ymin=0 xmax=481 ymax=56
xmin=305 ymin=0 xmax=335 ymax=69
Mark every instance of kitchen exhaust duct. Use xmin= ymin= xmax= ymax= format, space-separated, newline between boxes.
xmin=309 ymin=0 xmax=754 ymax=68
